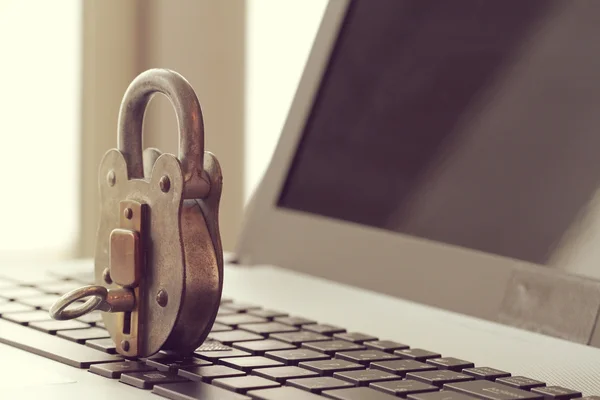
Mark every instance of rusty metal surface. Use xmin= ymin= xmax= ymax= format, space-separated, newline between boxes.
xmin=51 ymin=68 xmax=223 ymax=358
xmin=95 ymin=149 xmax=186 ymax=356
xmin=139 ymin=151 xmax=223 ymax=354
xmin=96 ymin=68 xmax=223 ymax=357
xmin=110 ymin=200 xmax=145 ymax=356
xmin=102 ymin=288 xmax=135 ymax=313
xmin=197 ymin=152 xmax=224 ymax=271
xmin=188 ymin=151 xmax=224 ymax=348
xmin=162 ymin=200 xmax=219 ymax=353
xmin=117 ymin=69 xmax=211 ymax=199
xmin=49 ymin=285 xmax=108 ymax=320
xmin=49 ymin=285 xmax=136 ymax=320
xmin=109 ymin=228 xmax=140 ymax=287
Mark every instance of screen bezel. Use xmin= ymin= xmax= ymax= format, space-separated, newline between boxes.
xmin=235 ymin=0 xmax=600 ymax=347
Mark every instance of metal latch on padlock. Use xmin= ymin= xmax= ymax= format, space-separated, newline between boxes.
xmin=49 ymin=69 xmax=224 ymax=358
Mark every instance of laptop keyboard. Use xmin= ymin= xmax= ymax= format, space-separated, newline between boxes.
xmin=0 ymin=274 xmax=597 ymax=400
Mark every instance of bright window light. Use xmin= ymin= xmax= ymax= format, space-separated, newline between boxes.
xmin=0 ymin=0 xmax=81 ymax=260
xmin=245 ymin=1 xmax=327 ymax=202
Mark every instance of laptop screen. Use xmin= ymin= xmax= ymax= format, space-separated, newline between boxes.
xmin=278 ymin=0 xmax=600 ymax=272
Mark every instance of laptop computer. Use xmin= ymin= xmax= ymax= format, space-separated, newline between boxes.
xmin=2 ymin=0 xmax=600 ymax=398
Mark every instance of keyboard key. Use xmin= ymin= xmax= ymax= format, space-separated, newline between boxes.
xmin=426 ymin=357 xmax=475 ymax=372
xmin=371 ymin=359 xmax=436 ymax=376
xmin=48 ymin=271 xmax=94 ymax=284
xmin=29 ymin=319 xmax=90 ymax=333
xmin=212 ymin=322 xmax=234 ymax=332
xmin=18 ymin=294 xmax=63 ymax=310
xmin=444 ymin=380 xmax=543 ymax=400
xmin=247 ymin=309 xmax=288 ymax=319
xmin=146 ymin=353 xmax=212 ymax=372
xmin=0 ymin=319 xmax=121 ymax=368
xmin=56 ymin=327 xmax=110 ymax=343
xmin=334 ymin=332 xmax=378 ymax=343
xmin=0 ymin=287 xmax=44 ymax=299
xmin=213 ymin=376 xmax=280 ymax=393
xmin=266 ymin=348 xmax=329 ymax=365
xmin=18 ymin=279 xmax=67 ymax=287
xmin=18 ymin=279 xmax=60 ymax=286
xmin=407 ymin=370 xmax=474 ymax=387
xmin=531 ymin=386 xmax=582 ymax=400
xmin=0 ymin=302 xmax=34 ymax=315
xmin=336 ymin=350 xmax=400 ymax=365
xmin=195 ymin=348 xmax=252 ymax=361
xmin=90 ymin=360 xmax=155 ymax=378
xmin=233 ymin=339 xmax=296 ymax=355
xmin=0 ymin=276 xmax=16 ymax=285
xmin=120 ymin=370 xmax=188 ymax=389
xmin=395 ymin=348 xmax=441 ymax=361
xmin=302 ymin=340 xmax=366 ymax=355
xmin=462 ymin=367 xmax=511 ymax=381
xmin=333 ymin=368 xmax=399 ymax=386
xmin=408 ymin=391 xmax=479 ymax=400
xmin=36 ymin=281 xmax=82 ymax=294
xmin=252 ymin=366 xmax=319 ymax=383
xmin=274 ymin=316 xmax=316 ymax=326
xmin=178 ymin=365 xmax=246 ymax=382
xmin=248 ymin=386 xmax=324 ymax=399
xmin=221 ymin=356 xmax=284 ymax=372
xmin=217 ymin=314 xmax=268 ymax=327
xmin=86 ymin=338 xmax=117 ymax=354
xmin=270 ymin=331 xmax=330 ymax=344
xmin=221 ymin=303 xmax=261 ymax=313
xmin=496 ymin=376 xmax=546 ymax=390
xmin=300 ymin=359 xmax=364 ymax=376
xmin=218 ymin=308 xmax=238 ymax=317
xmin=2 ymin=310 xmax=52 ymax=324
xmin=365 ymin=340 xmax=409 ymax=352
xmin=240 ymin=322 xmax=299 ymax=335
xmin=76 ymin=311 xmax=103 ymax=324
xmin=370 ymin=379 xmax=438 ymax=396
xmin=197 ymin=340 xmax=236 ymax=352
xmin=324 ymin=387 xmax=402 ymax=399
xmin=154 ymin=381 xmax=251 ymax=400
xmin=302 ymin=324 xmax=346 ymax=335
xmin=287 ymin=376 xmax=354 ymax=393
xmin=20 ymin=280 xmax=59 ymax=288
xmin=208 ymin=330 xmax=264 ymax=345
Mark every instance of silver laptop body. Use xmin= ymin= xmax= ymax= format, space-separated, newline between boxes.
xmin=2 ymin=0 xmax=600 ymax=398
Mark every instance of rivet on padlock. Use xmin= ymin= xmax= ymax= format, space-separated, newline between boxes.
xmin=49 ymin=69 xmax=224 ymax=359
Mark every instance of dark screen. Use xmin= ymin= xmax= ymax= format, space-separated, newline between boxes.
xmin=278 ymin=0 xmax=600 ymax=268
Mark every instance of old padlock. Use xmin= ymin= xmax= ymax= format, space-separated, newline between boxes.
xmin=49 ymin=68 xmax=224 ymax=358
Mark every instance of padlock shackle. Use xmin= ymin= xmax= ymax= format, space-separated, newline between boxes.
xmin=117 ymin=69 xmax=210 ymax=199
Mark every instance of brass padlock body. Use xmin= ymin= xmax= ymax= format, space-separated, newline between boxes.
xmin=95 ymin=150 xmax=223 ymax=357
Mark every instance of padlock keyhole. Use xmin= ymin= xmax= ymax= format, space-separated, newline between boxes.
xmin=123 ymin=311 xmax=132 ymax=335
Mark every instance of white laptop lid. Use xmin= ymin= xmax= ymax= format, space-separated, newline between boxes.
xmin=236 ymin=0 xmax=600 ymax=347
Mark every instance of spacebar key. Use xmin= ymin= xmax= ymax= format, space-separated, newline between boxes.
xmin=153 ymin=381 xmax=251 ymax=399
xmin=444 ymin=380 xmax=544 ymax=400
xmin=0 ymin=319 xmax=121 ymax=368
